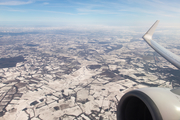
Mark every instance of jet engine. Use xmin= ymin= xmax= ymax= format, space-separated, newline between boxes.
xmin=117 ymin=87 xmax=180 ymax=120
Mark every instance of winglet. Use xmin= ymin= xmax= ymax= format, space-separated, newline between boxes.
xmin=142 ymin=20 xmax=159 ymax=41
xmin=145 ymin=20 xmax=159 ymax=36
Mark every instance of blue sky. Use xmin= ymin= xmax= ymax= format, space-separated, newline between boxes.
xmin=1 ymin=0 xmax=180 ymax=27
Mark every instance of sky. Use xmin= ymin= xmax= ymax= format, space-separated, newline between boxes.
xmin=1 ymin=0 xmax=180 ymax=27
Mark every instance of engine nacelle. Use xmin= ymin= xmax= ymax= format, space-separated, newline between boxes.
xmin=117 ymin=87 xmax=180 ymax=120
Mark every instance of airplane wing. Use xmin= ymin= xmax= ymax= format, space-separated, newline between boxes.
xmin=117 ymin=21 xmax=180 ymax=120
xmin=142 ymin=20 xmax=180 ymax=69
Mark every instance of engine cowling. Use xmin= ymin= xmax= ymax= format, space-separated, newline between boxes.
xmin=117 ymin=87 xmax=180 ymax=120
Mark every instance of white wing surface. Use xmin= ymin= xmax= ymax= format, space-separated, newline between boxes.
xmin=142 ymin=20 xmax=180 ymax=69
xmin=117 ymin=20 xmax=180 ymax=120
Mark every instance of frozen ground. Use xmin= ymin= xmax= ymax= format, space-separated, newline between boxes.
xmin=0 ymin=29 xmax=180 ymax=120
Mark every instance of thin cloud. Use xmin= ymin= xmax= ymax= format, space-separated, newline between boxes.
xmin=0 ymin=5 xmax=75 ymax=15
xmin=77 ymin=8 xmax=120 ymax=15
xmin=30 ymin=9 xmax=75 ymax=15
xmin=133 ymin=0 xmax=180 ymax=13
xmin=0 ymin=6 xmax=26 ymax=12
xmin=77 ymin=8 xmax=104 ymax=13
xmin=0 ymin=0 xmax=33 ymax=5
xmin=95 ymin=0 xmax=180 ymax=17
xmin=8 ymin=9 xmax=26 ymax=12
xmin=43 ymin=2 xmax=49 ymax=5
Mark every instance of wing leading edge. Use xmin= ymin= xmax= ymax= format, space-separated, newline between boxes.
xmin=142 ymin=20 xmax=180 ymax=69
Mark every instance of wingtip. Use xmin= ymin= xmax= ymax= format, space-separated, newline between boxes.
xmin=142 ymin=20 xmax=160 ymax=41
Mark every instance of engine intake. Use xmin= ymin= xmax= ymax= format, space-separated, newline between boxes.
xmin=117 ymin=90 xmax=163 ymax=120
